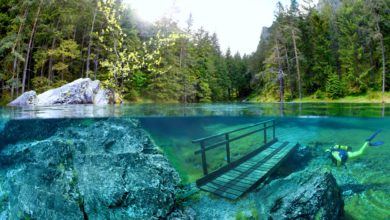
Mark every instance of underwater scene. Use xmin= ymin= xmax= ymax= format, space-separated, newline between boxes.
xmin=0 ymin=103 xmax=389 ymax=219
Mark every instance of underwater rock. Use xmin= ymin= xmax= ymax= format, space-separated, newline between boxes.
xmin=0 ymin=118 xmax=182 ymax=219
xmin=7 ymin=90 xmax=37 ymax=106
xmin=7 ymin=78 xmax=116 ymax=106
xmin=0 ymin=119 xmax=73 ymax=148
xmin=255 ymin=169 xmax=344 ymax=220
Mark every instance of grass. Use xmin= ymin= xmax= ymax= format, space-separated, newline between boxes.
xmin=293 ymin=91 xmax=390 ymax=103
xmin=249 ymin=91 xmax=390 ymax=103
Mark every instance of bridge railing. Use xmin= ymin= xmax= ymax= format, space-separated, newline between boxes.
xmin=192 ymin=119 xmax=276 ymax=175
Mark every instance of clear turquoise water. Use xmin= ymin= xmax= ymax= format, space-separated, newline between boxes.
xmin=1 ymin=103 xmax=389 ymax=219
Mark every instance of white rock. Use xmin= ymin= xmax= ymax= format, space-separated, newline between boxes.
xmin=8 ymin=78 xmax=112 ymax=106
xmin=8 ymin=91 xmax=37 ymax=106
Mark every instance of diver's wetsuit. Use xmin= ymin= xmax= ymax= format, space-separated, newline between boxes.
xmin=330 ymin=142 xmax=369 ymax=166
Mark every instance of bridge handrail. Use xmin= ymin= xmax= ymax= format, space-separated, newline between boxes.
xmin=192 ymin=119 xmax=275 ymax=143
xmin=192 ymin=119 xmax=276 ymax=175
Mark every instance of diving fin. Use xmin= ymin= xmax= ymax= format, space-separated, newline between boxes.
xmin=369 ymin=141 xmax=385 ymax=147
xmin=366 ymin=130 xmax=382 ymax=142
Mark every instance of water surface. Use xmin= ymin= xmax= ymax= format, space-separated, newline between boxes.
xmin=1 ymin=103 xmax=389 ymax=219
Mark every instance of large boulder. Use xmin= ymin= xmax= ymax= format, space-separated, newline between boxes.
xmin=8 ymin=78 xmax=114 ymax=106
xmin=8 ymin=91 xmax=37 ymax=106
xmin=188 ymin=169 xmax=344 ymax=220
xmin=0 ymin=119 xmax=73 ymax=148
xmin=255 ymin=169 xmax=344 ymax=220
xmin=0 ymin=118 xmax=182 ymax=219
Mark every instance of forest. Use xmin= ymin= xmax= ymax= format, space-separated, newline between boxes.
xmin=0 ymin=0 xmax=389 ymax=104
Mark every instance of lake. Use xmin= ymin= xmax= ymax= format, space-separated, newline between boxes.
xmin=0 ymin=103 xmax=389 ymax=219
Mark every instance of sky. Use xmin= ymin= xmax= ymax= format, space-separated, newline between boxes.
xmin=124 ymin=0 xmax=294 ymax=55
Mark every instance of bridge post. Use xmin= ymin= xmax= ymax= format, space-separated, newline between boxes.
xmin=264 ymin=123 xmax=267 ymax=144
xmin=225 ymin=133 xmax=231 ymax=163
xmin=272 ymin=120 xmax=275 ymax=140
xmin=200 ymin=141 xmax=208 ymax=175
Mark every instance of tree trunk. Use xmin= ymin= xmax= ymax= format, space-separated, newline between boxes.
xmin=113 ymin=38 xmax=119 ymax=86
xmin=80 ymin=32 xmax=86 ymax=78
xmin=22 ymin=0 xmax=43 ymax=93
xmin=292 ymin=29 xmax=302 ymax=101
xmin=48 ymin=19 xmax=60 ymax=84
xmin=86 ymin=7 xmax=97 ymax=78
xmin=94 ymin=53 xmax=99 ymax=80
xmin=61 ymin=55 xmax=65 ymax=81
xmin=276 ymin=41 xmax=284 ymax=103
xmin=11 ymin=7 xmax=29 ymax=98
xmin=285 ymin=48 xmax=293 ymax=100
xmin=369 ymin=41 xmax=375 ymax=85
xmin=377 ymin=23 xmax=386 ymax=103
xmin=27 ymin=41 xmax=35 ymax=91
xmin=16 ymin=58 xmax=20 ymax=97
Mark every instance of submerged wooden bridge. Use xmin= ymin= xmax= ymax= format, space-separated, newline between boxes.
xmin=192 ymin=119 xmax=298 ymax=200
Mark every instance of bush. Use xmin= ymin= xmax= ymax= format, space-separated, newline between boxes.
xmin=313 ymin=90 xmax=325 ymax=99
xmin=0 ymin=92 xmax=12 ymax=106
xmin=367 ymin=90 xmax=380 ymax=100
xmin=31 ymin=76 xmax=51 ymax=93
xmin=123 ymin=89 xmax=140 ymax=102
xmin=52 ymin=80 xmax=68 ymax=88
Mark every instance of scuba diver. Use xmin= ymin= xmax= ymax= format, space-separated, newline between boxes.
xmin=327 ymin=130 xmax=384 ymax=166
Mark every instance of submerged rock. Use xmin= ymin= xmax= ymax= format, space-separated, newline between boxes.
xmin=188 ymin=169 xmax=344 ymax=220
xmin=7 ymin=78 xmax=117 ymax=106
xmin=255 ymin=169 xmax=344 ymax=220
xmin=0 ymin=118 xmax=182 ymax=219
xmin=0 ymin=119 xmax=73 ymax=148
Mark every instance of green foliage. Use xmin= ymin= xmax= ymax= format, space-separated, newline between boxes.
xmin=52 ymin=80 xmax=67 ymax=88
xmin=326 ymin=68 xmax=344 ymax=99
xmin=313 ymin=90 xmax=325 ymax=100
xmin=2 ymin=0 xmax=387 ymax=103
xmin=31 ymin=76 xmax=51 ymax=93
xmin=248 ymin=0 xmax=389 ymax=101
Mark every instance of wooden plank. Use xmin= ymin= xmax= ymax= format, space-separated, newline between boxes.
xmin=223 ymin=187 xmax=244 ymax=196
xmin=218 ymin=176 xmax=253 ymax=185
xmin=216 ymin=179 xmax=250 ymax=189
xmin=201 ymin=184 xmax=218 ymax=193
xmin=234 ymin=167 xmax=249 ymax=173
xmin=217 ymin=175 xmax=236 ymax=181
xmin=197 ymin=138 xmax=298 ymax=200
xmin=212 ymin=179 xmax=247 ymax=192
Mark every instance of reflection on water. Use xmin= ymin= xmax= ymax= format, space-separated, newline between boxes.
xmin=0 ymin=103 xmax=389 ymax=119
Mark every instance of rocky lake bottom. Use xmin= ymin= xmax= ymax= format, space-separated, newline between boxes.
xmin=0 ymin=115 xmax=389 ymax=219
